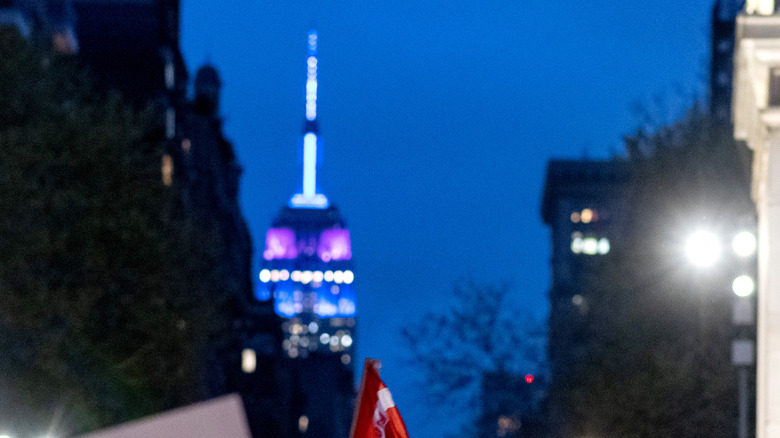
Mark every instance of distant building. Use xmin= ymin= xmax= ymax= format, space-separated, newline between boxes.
xmin=253 ymin=30 xmax=357 ymax=438
xmin=540 ymin=159 xmax=631 ymax=437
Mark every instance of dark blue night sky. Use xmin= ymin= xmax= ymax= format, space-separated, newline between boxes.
xmin=180 ymin=1 xmax=715 ymax=436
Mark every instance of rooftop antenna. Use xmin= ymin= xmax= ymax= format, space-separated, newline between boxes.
xmin=290 ymin=29 xmax=329 ymax=209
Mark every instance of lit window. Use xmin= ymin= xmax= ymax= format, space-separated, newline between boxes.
xmin=181 ymin=138 xmax=191 ymax=152
xmin=341 ymin=354 xmax=351 ymax=365
xmin=308 ymin=321 xmax=319 ymax=333
xmin=341 ymin=334 xmax=353 ymax=348
xmin=320 ymin=333 xmax=330 ymax=344
xmin=288 ymin=347 xmax=299 ymax=358
xmin=598 ymin=238 xmax=610 ymax=255
xmin=580 ymin=208 xmax=593 ymax=224
xmin=572 ymin=208 xmax=600 ymax=224
xmin=571 ymin=233 xmax=609 ymax=256
xmin=161 ymin=154 xmax=173 ymax=186
xmin=571 ymin=232 xmax=584 ymax=253
xmin=241 ymin=348 xmax=256 ymax=373
xmin=572 ymin=294 xmax=583 ymax=306
xmin=298 ymin=415 xmax=309 ymax=434
xmin=583 ymin=238 xmax=598 ymax=255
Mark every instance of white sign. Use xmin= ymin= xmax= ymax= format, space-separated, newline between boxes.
xmin=746 ymin=0 xmax=776 ymax=15
xmin=74 ymin=394 xmax=252 ymax=438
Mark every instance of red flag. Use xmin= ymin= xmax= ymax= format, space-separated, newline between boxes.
xmin=349 ymin=359 xmax=410 ymax=438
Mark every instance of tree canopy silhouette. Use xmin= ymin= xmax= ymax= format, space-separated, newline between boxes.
xmin=0 ymin=28 xmax=230 ymax=436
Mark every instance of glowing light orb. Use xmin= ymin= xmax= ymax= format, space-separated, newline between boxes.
xmin=733 ymin=231 xmax=757 ymax=257
xmin=259 ymin=269 xmax=271 ymax=283
xmin=685 ymin=230 xmax=720 ymax=267
xmin=241 ymin=348 xmax=256 ymax=373
xmin=733 ymin=275 xmax=755 ymax=297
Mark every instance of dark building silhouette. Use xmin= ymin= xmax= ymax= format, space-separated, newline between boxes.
xmin=540 ymin=159 xmax=631 ymax=437
xmin=711 ymin=0 xmax=744 ymax=120
xmin=253 ymin=30 xmax=357 ymax=438
xmin=1 ymin=0 xmax=287 ymax=435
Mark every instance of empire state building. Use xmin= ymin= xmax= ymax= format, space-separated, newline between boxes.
xmin=255 ymin=30 xmax=356 ymax=438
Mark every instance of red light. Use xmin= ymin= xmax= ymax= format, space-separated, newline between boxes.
xmin=525 ymin=374 xmax=534 ymax=384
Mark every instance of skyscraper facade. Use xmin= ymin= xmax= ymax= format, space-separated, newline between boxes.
xmin=253 ymin=30 xmax=356 ymax=438
xmin=540 ymin=159 xmax=631 ymax=437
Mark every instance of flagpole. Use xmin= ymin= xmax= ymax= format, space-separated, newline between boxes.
xmin=348 ymin=359 xmax=376 ymax=438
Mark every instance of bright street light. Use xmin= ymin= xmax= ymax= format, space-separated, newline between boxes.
xmin=685 ymin=230 xmax=721 ymax=267
xmin=733 ymin=275 xmax=756 ymax=297
xmin=733 ymin=231 xmax=757 ymax=257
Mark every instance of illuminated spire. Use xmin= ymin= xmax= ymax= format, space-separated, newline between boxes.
xmin=290 ymin=29 xmax=329 ymax=209
xmin=306 ymin=29 xmax=318 ymax=123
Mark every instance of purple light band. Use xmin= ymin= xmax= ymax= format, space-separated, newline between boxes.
xmin=264 ymin=228 xmax=298 ymax=260
xmin=318 ymin=228 xmax=352 ymax=261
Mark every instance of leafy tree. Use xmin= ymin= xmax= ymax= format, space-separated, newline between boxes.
xmin=401 ymin=280 xmax=546 ymax=438
xmin=554 ymin=107 xmax=752 ymax=437
xmin=0 ymin=28 xmax=229 ymax=436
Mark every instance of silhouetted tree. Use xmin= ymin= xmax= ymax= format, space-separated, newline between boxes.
xmin=0 ymin=28 xmax=230 ymax=436
xmin=401 ymin=280 xmax=546 ymax=438
xmin=554 ymin=107 xmax=753 ymax=437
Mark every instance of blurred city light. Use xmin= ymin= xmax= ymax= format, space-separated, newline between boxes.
xmin=733 ymin=275 xmax=755 ymax=297
xmin=685 ymin=230 xmax=720 ymax=267
xmin=732 ymin=231 xmax=757 ymax=257
xmin=241 ymin=348 xmax=257 ymax=373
